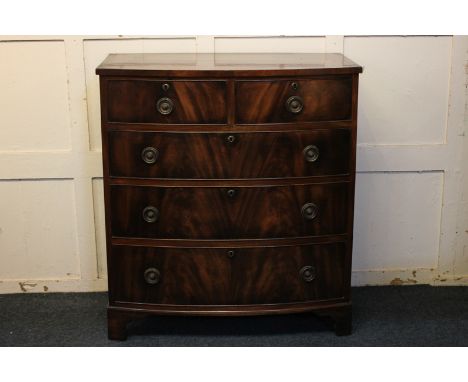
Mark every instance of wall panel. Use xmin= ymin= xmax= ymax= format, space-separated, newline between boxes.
xmin=214 ymin=36 xmax=326 ymax=53
xmin=353 ymin=172 xmax=443 ymax=271
xmin=0 ymin=40 xmax=71 ymax=151
xmin=0 ymin=180 xmax=79 ymax=280
xmin=344 ymin=36 xmax=452 ymax=145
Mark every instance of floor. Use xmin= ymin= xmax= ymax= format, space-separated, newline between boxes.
xmin=1 ymin=285 xmax=467 ymax=346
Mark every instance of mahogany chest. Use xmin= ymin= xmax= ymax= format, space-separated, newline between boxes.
xmin=96 ymin=53 xmax=362 ymax=340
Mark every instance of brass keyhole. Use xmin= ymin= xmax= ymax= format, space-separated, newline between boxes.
xmin=226 ymin=135 xmax=236 ymax=144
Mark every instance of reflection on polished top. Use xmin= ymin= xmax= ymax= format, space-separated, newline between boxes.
xmin=96 ymin=53 xmax=362 ymax=77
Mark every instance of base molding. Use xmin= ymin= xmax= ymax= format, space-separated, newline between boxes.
xmin=107 ymin=301 xmax=352 ymax=340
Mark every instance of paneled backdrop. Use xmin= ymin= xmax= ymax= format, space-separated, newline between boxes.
xmin=0 ymin=35 xmax=467 ymax=293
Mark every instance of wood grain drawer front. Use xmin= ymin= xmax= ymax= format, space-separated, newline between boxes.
xmin=235 ymin=78 xmax=353 ymax=124
xmin=108 ymin=129 xmax=351 ymax=179
xmin=110 ymin=183 xmax=348 ymax=240
xmin=106 ymin=80 xmax=227 ymax=124
xmin=110 ymin=243 xmax=346 ymax=305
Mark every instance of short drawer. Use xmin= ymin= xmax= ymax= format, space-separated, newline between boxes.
xmin=106 ymin=79 xmax=227 ymax=124
xmin=109 ymin=243 xmax=346 ymax=305
xmin=110 ymin=183 xmax=349 ymax=240
xmin=108 ymin=129 xmax=351 ymax=179
xmin=235 ymin=78 xmax=352 ymax=124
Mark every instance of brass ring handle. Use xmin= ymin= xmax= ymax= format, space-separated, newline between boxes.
xmin=285 ymin=96 xmax=304 ymax=114
xmin=141 ymin=147 xmax=159 ymax=164
xmin=301 ymin=203 xmax=318 ymax=220
xmin=303 ymin=145 xmax=319 ymax=163
xmin=144 ymin=267 xmax=161 ymax=285
xmin=299 ymin=265 xmax=316 ymax=282
xmin=142 ymin=206 xmax=159 ymax=223
xmin=156 ymin=97 xmax=174 ymax=115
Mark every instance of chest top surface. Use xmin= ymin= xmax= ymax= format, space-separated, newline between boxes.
xmin=96 ymin=53 xmax=362 ymax=77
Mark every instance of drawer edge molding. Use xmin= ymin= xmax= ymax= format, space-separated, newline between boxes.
xmin=108 ymin=177 xmax=352 ymax=187
xmin=109 ymin=300 xmax=351 ymax=316
xmin=103 ymin=120 xmax=354 ymax=131
xmin=111 ymin=234 xmax=350 ymax=248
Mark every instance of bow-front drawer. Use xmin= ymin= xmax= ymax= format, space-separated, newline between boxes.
xmin=109 ymin=243 xmax=346 ymax=305
xmin=105 ymin=79 xmax=228 ymax=124
xmin=235 ymin=77 xmax=353 ymax=124
xmin=109 ymin=183 xmax=349 ymax=240
xmin=108 ymin=129 xmax=351 ymax=179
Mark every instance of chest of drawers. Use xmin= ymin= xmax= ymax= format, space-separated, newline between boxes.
xmin=96 ymin=53 xmax=362 ymax=340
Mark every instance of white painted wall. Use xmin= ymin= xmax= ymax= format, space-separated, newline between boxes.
xmin=0 ymin=35 xmax=467 ymax=293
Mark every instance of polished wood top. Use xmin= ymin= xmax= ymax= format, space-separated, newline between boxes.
xmin=96 ymin=53 xmax=362 ymax=77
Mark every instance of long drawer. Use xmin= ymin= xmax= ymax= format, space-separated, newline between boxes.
xmin=110 ymin=243 xmax=346 ymax=305
xmin=108 ymin=129 xmax=351 ymax=179
xmin=110 ymin=182 xmax=349 ymax=240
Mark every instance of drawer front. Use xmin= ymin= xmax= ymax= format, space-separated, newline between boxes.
xmin=106 ymin=80 xmax=227 ymax=124
xmin=110 ymin=183 xmax=348 ymax=240
xmin=235 ymin=78 xmax=353 ymax=124
xmin=110 ymin=243 xmax=346 ymax=305
xmin=108 ymin=129 xmax=351 ymax=179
